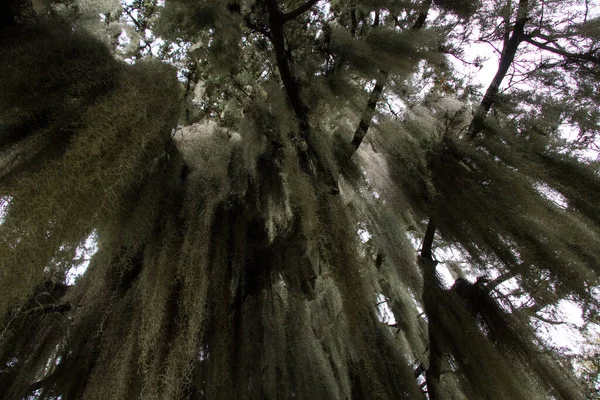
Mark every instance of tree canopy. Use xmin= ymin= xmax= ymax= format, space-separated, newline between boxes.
xmin=1 ymin=0 xmax=600 ymax=399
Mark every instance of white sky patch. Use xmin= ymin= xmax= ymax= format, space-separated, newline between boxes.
xmin=316 ymin=1 xmax=332 ymax=19
xmin=117 ymin=29 xmax=130 ymax=49
xmin=382 ymin=95 xmax=404 ymax=118
xmin=376 ymin=293 xmax=397 ymax=326
xmin=536 ymin=318 xmax=587 ymax=353
xmin=66 ymin=231 xmax=99 ymax=285
xmin=496 ymin=273 xmax=558 ymax=313
xmin=556 ymin=299 xmax=585 ymax=326
xmin=559 ymin=124 xmax=600 ymax=161
xmin=0 ymin=196 xmax=11 ymax=225
xmin=435 ymin=263 xmax=456 ymax=289
xmin=198 ymin=347 xmax=209 ymax=361
xmin=407 ymin=230 xmax=422 ymax=250
xmin=358 ymin=227 xmax=372 ymax=243
xmin=533 ymin=182 xmax=568 ymax=209
xmin=465 ymin=43 xmax=499 ymax=86
xmin=448 ymin=25 xmax=500 ymax=89
xmin=150 ymin=37 xmax=165 ymax=57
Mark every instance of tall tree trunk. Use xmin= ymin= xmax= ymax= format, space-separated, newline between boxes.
xmin=466 ymin=0 xmax=529 ymax=140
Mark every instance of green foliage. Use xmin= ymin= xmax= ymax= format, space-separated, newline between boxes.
xmin=434 ymin=0 xmax=479 ymax=18
xmin=155 ymin=0 xmax=224 ymax=40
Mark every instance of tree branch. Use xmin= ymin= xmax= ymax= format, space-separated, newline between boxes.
xmin=29 ymin=372 xmax=55 ymax=392
xmin=523 ymin=36 xmax=600 ymax=64
xmin=414 ymin=364 xmax=425 ymax=378
xmin=262 ymin=0 xmax=338 ymax=192
xmin=347 ymin=0 xmax=431 ymax=157
xmin=420 ymin=218 xmax=437 ymax=261
xmin=264 ymin=0 xmax=310 ymax=137
xmin=123 ymin=7 xmax=144 ymax=31
xmin=483 ymin=270 xmax=518 ymax=293
xmin=412 ymin=0 xmax=432 ymax=31
xmin=25 ymin=302 xmax=72 ymax=316
xmin=282 ymin=0 xmax=320 ymax=22
xmin=466 ymin=0 xmax=529 ymax=140
xmin=350 ymin=6 xmax=357 ymax=36
xmin=350 ymin=75 xmax=387 ymax=152
xmin=532 ymin=314 xmax=566 ymax=325
xmin=28 ymin=363 xmax=63 ymax=394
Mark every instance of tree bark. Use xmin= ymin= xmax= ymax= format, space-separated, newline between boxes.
xmin=264 ymin=0 xmax=310 ymax=138
xmin=348 ymin=0 xmax=431 ymax=156
xmin=466 ymin=0 xmax=529 ymax=140
xmin=351 ymin=75 xmax=387 ymax=151
xmin=524 ymin=36 xmax=600 ymax=64
xmin=420 ymin=253 xmax=443 ymax=400
xmin=420 ymin=217 xmax=436 ymax=261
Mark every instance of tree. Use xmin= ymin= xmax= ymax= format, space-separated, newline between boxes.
xmin=1 ymin=0 xmax=600 ymax=399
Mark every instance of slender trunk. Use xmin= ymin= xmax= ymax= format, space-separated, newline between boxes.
xmin=421 ymin=254 xmax=443 ymax=400
xmin=348 ymin=0 xmax=431 ymax=156
xmin=421 ymin=11 xmax=531 ymax=385
xmin=263 ymin=0 xmax=340 ymax=191
xmin=420 ymin=217 xmax=436 ymax=261
xmin=418 ymin=218 xmax=444 ymax=399
xmin=351 ymin=76 xmax=387 ymax=151
xmin=466 ymin=0 xmax=529 ymax=140
xmin=264 ymin=0 xmax=310 ymax=138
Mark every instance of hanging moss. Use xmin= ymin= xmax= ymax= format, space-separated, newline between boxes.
xmin=0 ymin=22 xmax=120 ymax=186
xmin=329 ymin=26 xmax=443 ymax=78
xmin=1 ymin=2 xmax=598 ymax=400
xmin=433 ymin=0 xmax=479 ymax=19
xmin=0 ymin=27 xmax=181 ymax=315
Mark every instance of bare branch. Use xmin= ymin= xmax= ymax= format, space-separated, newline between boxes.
xmin=25 ymin=302 xmax=72 ymax=316
xmin=532 ymin=314 xmax=566 ymax=325
xmin=484 ymin=270 xmax=518 ymax=293
xmin=524 ymin=36 xmax=600 ymax=64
